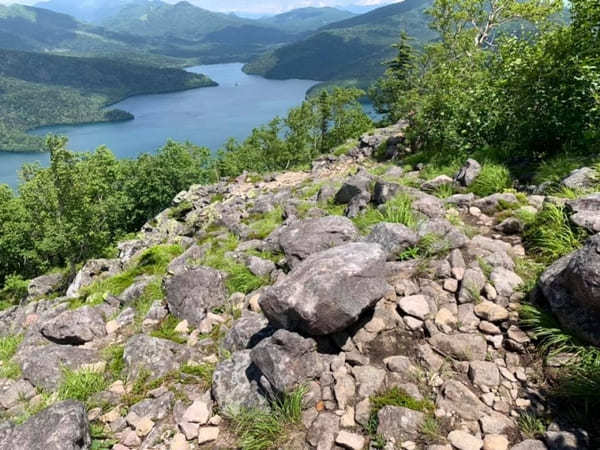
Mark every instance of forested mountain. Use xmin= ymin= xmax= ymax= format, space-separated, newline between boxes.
xmin=243 ymin=0 xmax=434 ymax=87
xmin=0 ymin=49 xmax=215 ymax=152
xmin=35 ymin=0 xmax=143 ymax=24
xmin=258 ymin=7 xmax=356 ymax=34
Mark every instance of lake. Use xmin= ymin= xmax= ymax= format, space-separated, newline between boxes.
xmin=0 ymin=63 xmax=318 ymax=188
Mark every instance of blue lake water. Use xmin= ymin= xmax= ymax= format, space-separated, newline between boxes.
xmin=0 ymin=63 xmax=318 ymax=188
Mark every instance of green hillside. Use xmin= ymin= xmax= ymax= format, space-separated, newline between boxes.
xmin=100 ymin=1 xmax=296 ymax=61
xmin=243 ymin=0 xmax=435 ymax=87
xmin=35 ymin=0 xmax=141 ymax=24
xmin=258 ymin=7 xmax=356 ymax=34
xmin=0 ymin=48 xmax=215 ymax=152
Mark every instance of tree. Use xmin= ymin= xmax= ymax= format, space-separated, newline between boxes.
xmin=428 ymin=0 xmax=562 ymax=50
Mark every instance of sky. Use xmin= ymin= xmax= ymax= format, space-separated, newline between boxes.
xmin=0 ymin=0 xmax=400 ymax=15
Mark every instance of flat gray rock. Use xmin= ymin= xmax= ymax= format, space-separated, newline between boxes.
xmin=260 ymin=243 xmax=388 ymax=335
xmin=40 ymin=306 xmax=106 ymax=345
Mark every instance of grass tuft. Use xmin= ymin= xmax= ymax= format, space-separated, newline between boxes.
xmin=523 ymin=203 xmax=587 ymax=262
xmin=0 ymin=334 xmax=23 ymax=379
xmin=58 ymin=368 xmax=108 ymax=404
xmin=226 ymin=386 xmax=306 ymax=450
xmin=180 ymin=363 xmax=215 ymax=389
xmin=247 ymin=207 xmax=284 ymax=239
xmin=151 ymin=315 xmax=186 ymax=344
xmin=469 ymin=163 xmax=512 ymax=197
xmin=518 ymin=412 xmax=547 ymax=439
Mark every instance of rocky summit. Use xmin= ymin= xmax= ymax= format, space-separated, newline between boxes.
xmin=0 ymin=122 xmax=594 ymax=450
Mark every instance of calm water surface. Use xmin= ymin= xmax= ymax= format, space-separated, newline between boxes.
xmin=0 ymin=63 xmax=318 ymax=188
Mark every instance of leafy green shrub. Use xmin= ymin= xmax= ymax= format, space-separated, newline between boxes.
xmin=0 ymin=275 xmax=29 ymax=308
xmin=469 ymin=163 xmax=512 ymax=197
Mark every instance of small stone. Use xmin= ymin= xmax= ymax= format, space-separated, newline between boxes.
xmin=435 ymin=308 xmax=457 ymax=332
xmin=197 ymin=426 xmax=219 ymax=445
xmin=122 ymin=429 xmax=141 ymax=447
xmin=469 ymin=361 xmax=500 ymax=387
xmin=174 ymin=320 xmax=190 ymax=334
xmin=170 ymin=432 xmax=190 ymax=450
xmin=182 ymin=399 xmax=211 ymax=424
xmin=101 ymin=407 xmax=121 ymax=423
xmin=109 ymin=380 xmax=126 ymax=395
xmin=135 ymin=417 xmax=154 ymax=437
xmin=405 ymin=316 xmax=424 ymax=330
xmin=448 ymin=430 xmax=483 ymax=450
xmin=474 ymin=301 xmax=509 ymax=322
xmin=483 ymin=434 xmax=508 ymax=450
xmin=340 ymin=407 xmax=356 ymax=428
xmin=179 ymin=422 xmax=199 ymax=440
xmin=335 ymin=430 xmax=365 ymax=450
xmin=444 ymin=279 xmax=458 ymax=293
xmin=479 ymin=321 xmax=501 ymax=335
xmin=398 ymin=295 xmax=430 ymax=320
xmin=106 ymin=320 xmax=119 ymax=334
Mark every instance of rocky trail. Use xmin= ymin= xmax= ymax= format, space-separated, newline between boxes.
xmin=0 ymin=122 xmax=593 ymax=450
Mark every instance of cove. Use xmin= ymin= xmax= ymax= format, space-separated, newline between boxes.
xmin=0 ymin=63 xmax=318 ymax=188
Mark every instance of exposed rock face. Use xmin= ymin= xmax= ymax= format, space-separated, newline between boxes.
xmin=365 ymin=223 xmax=418 ymax=260
xmin=334 ymin=173 xmax=372 ymax=205
xmin=40 ymin=306 xmax=106 ymax=345
xmin=211 ymin=350 xmax=267 ymax=412
xmin=561 ymin=167 xmax=597 ymax=189
xmin=456 ymin=159 xmax=482 ymax=187
xmin=164 ymin=267 xmax=227 ymax=327
xmin=278 ymin=216 xmax=359 ymax=267
xmin=539 ymin=235 xmax=600 ymax=346
xmin=27 ymin=273 xmax=64 ymax=300
xmin=0 ymin=401 xmax=90 ymax=450
xmin=377 ymin=406 xmax=424 ymax=441
xmin=250 ymin=329 xmax=324 ymax=394
xmin=566 ymin=193 xmax=600 ymax=233
xmin=66 ymin=259 xmax=121 ymax=298
xmin=123 ymin=335 xmax=189 ymax=381
xmin=260 ymin=243 xmax=388 ymax=335
xmin=222 ymin=311 xmax=273 ymax=352
xmin=16 ymin=343 xmax=101 ymax=390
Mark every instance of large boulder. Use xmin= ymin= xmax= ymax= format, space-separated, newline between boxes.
xmin=539 ymin=235 xmax=600 ymax=346
xmin=566 ymin=194 xmax=600 ymax=233
xmin=260 ymin=243 xmax=388 ymax=335
xmin=473 ymin=193 xmax=518 ymax=215
xmin=250 ymin=329 xmax=325 ymax=394
xmin=66 ymin=259 xmax=121 ymax=298
xmin=0 ymin=400 xmax=90 ymax=450
xmin=123 ymin=334 xmax=189 ymax=381
xmin=16 ymin=343 xmax=101 ymax=391
xmin=456 ymin=159 xmax=482 ymax=187
xmin=27 ymin=273 xmax=65 ymax=300
xmin=212 ymin=350 xmax=267 ymax=412
xmin=365 ymin=223 xmax=418 ymax=260
xmin=561 ymin=167 xmax=597 ymax=190
xmin=40 ymin=306 xmax=106 ymax=345
xmin=334 ymin=173 xmax=372 ymax=205
xmin=164 ymin=267 xmax=227 ymax=327
xmin=279 ymin=216 xmax=359 ymax=267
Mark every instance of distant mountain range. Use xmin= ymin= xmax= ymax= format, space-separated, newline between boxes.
xmin=244 ymin=0 xmax=435 ymax=88
xmin=257 ymin=7 xmax=356 ymax=34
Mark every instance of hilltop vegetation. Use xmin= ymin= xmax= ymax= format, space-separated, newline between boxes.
xmin=258 ymin=7 xmax=356 ymax=34
xmin=244 ymin=0 xmax=435 ymax=88
xmin=0 ymin=49 xmax=215 ymax=152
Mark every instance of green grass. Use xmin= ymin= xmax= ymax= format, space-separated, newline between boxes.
xmin=226 ymin=386 xmax=306 ymax=450
xmin=90 ymin=422 xmax=118 ymax=450
xmin=523 ymin=203 xmax=587 ymax=263
xmin=79 ymin=244 xmax=183 ymax=301
xmin=0 ymin=334 xmax=23 ymax=379
xmin=352 ymin=193 xmax=417 ymax=234
xmin=514 ymin=257 xmax=546 ymax=293
xmin=133 ymin=279 xmax=164 ymax=325
xmin=151 ymin=315 xmax=187 ymax=344
xmin=518 ymin=412 xmax=547 ymax=439
xmin=180 ymin=363 xmax=215 ymax=390
xmin=367 ymin=387 xmax=434 ymax=435
xmin=201 ymin=234 xmax=269 ymax=294
xmin=332 ymin=140 xmax=357 ymax=156
xmin=532 ymin=153 xmax=596 ymax=185
xmin=432 ymin=183 xmax=455 ymax=199
xmin=420 ymin=416 xmax=444 ymax=443
xmin=247 ymin=207 xmax=284 ymax=239
xmin=168 ymin=201 xmax=193 ymax=220
xmin=102 ymin=345 xmax=125 ymax=381
xmin=58 ymin=368 xmax=108 ymax=404
xmin=469 ymin=163 xmax=513 ymax=197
